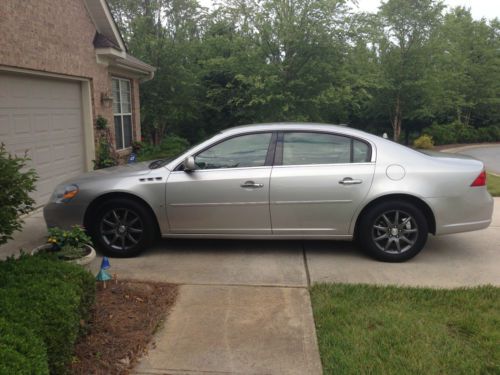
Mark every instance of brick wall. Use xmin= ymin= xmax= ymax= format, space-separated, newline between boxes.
xmin=0 ymin=0 xmax=141 ymax=159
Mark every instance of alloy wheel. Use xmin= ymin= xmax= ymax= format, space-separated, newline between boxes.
xmin=99 ymin=208 xmax=144 ymax=251
xmin=371 ymin=210 xmax=419 ymax=254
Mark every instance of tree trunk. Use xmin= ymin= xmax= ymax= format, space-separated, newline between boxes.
xmin=391 ymin=95 xmax=402 ymax=142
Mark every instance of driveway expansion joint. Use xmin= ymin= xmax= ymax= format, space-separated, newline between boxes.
xmin=301 ymin=241 xmax=312 ymax=288
xmin=175 ymin=282 xmax=308 ymax=289
xmin=135 ymin=367 xmax=267 ymax=374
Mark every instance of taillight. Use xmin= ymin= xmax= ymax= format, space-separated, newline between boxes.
xmin=471 ymin=170 xmax=487 ymax=187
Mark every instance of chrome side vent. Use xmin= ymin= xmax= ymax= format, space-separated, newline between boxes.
xmin=139 ymin=177 xmax=163 ymax=182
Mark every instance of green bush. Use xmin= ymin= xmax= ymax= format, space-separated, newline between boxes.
xmin=0 ymin=318 xmax=49 ymax=375
xmin=413 ymin=134 xmax=434 ymax=149
xmin=93 ymin=137 xmax=118 ymax=169
xmin=137 ymin=135 xmax=190 ymax=161
xmin=423 ymin=122 xmax=500 ymax=145
xmin=0 ymin=255 xmax=95 ymax=374
xmin=0 ymin=144 xmax=37 ymax=246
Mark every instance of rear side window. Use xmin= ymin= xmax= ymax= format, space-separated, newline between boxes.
xmin=281 ymin=132 xmax=370 ymax=165
xmin=352 ymin=139 xmax=370 ymax=163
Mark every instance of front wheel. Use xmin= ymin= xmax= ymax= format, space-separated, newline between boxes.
xmin=90 ymin=199 xmax=155 ymax=257
xmin=358 ymin=201 xmax=428 ymax=262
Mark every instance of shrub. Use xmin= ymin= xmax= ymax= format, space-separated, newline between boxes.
xmin=137 ymin=135 xmax=190 ymax=161
xmin=422 ymin=123 xmax=458 ymax=145
xmin=0 ymin=318 xmax=49 ymax=375
xmin=95 ymin=115 xmax=108 ymax=130
xmin=0 ymin=144 xmax=37 ymax=246
xmin=423 ymin=123 xmax=500 ymax=145
xmin=93 ymin=138 xmax=118 ymax=169
xmin=413 ymin=134 xmax=434 ymax=149
xmin=0 ymin=255 xmax=95 ymax=374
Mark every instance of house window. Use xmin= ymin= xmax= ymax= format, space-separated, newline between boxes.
xmin=112 ymin=78 xmax=132 ymax=149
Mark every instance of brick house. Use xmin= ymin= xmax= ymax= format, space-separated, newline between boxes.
xmin=0 ymin=0 xmax=155 ymax=204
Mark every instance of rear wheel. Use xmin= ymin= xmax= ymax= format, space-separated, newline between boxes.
xmin=358 ymin=201 xmax=428 ymax=262
xmin=90 ymin=199 xmax=155 ymax=257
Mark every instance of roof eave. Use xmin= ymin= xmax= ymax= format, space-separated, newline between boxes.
xmin=96 ymin=48 xmax=155 ymax=81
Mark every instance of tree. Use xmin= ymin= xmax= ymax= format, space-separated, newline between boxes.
xmin=429 ymin=8 xmax=500 ymax=127
xmin=375 ymin=0 xmax=444 ymax=141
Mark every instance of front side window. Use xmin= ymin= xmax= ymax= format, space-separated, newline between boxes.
xmin=282 ymin=132 xmax=370 ymax=165
xmin=112 ymin=78 xmax=132 ymax=149
xmin=195 ymin=133 xmax=272 ymax=170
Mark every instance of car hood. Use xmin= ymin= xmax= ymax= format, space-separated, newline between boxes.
xmin=62 ymin=162 xmax=155 ymax=185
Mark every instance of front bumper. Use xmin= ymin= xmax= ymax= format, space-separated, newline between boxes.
xmin=43 ymin=202 xmax=87 ymax=230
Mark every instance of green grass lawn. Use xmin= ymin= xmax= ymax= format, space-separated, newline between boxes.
xmin=311 ymin=284 xmax=500 ymax=375
xmin=487 ymin=173 xmax=500 ymax=197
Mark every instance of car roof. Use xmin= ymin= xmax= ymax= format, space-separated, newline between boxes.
xmin=219 ymin=122 xmax=378 ymax=141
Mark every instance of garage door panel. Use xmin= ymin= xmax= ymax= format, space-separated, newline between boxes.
xmin=0 ymin=73 xmax=85 ymax=205
xmin=34 ymin=145 xmax=52 ymax=167
xmin=33 ymin=113 xmax=51 ymax=133
xmin=13 ymin=114 xmax=31 ymax=135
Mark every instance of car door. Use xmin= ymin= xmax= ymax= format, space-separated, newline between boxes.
xmin=166 ymin=132 xmax=276 ymax=234
xmin=270 ymin=131 xmax=375 ymax=236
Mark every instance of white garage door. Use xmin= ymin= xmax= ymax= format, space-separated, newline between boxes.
xmin=0 ymin=72 xmax=85 ymax=205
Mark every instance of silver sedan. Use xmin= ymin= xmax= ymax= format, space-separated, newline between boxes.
xmin=44 ymin=123 xmax=494 ymax=262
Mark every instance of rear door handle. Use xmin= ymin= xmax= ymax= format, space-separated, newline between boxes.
xmin=339 ymin=177 xmax=363 ymax=185
xmin=241 ymin=181 xmax=264 ymax=188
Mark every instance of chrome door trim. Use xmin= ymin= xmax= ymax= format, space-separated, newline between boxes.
xmin=169 ymin=165 xmax=273 ymax=174
xmin=169 ymin=201 xmax=268 ymax=207
xmin=272 ymin=199 xmax=353 ymax=205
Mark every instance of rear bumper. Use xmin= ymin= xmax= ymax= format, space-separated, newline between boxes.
xmin=428 ymin=188 xmax=494 ymax=235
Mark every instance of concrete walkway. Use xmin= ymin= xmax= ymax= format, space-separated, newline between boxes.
xmin=0 ymin=208 xmax=47 ymax=259
xmin=1 ymin=200 xmax=499 ymax=375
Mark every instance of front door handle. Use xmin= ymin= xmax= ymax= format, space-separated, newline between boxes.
xmin=339 ymin=177 xmax=363 ymax=185
xmin=241 ymin=181 xmax=264 ymax=188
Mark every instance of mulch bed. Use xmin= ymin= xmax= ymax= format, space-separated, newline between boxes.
xmin=70 ymin=280 xmax=178 ymax=375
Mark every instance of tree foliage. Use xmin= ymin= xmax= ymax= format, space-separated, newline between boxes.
xmin=108 ymin=0 xmax=500 ymax=144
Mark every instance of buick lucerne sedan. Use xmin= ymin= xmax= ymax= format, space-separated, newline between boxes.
xmin=44 ymin=123 xmax=494 ymax=262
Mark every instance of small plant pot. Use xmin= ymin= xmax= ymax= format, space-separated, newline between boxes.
xmin=31 ymin=244 xmax=97 ymax=270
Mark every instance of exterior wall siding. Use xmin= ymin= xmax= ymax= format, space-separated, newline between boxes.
xmin=0 ymin=0 xmax=141 ymax=161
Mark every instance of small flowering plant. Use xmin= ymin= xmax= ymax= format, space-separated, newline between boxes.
xmin=46 ymin=226 xmax=93 ymax=260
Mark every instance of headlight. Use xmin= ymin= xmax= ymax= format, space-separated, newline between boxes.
xmin=54 ymin=184 xmax=79 ymax=203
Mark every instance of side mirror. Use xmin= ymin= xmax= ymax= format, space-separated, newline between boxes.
xmin=183 ymin=156 xmax=196 ymax=171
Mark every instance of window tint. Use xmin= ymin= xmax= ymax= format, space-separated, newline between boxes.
xmin=353 ymin=139 xmax=370 ymax=162
xmin=283 ymin=132 xmax=351 ymax=165
xmin=195 ymin=133 xmax=272 ymax=169
xmin=282 ymin=132 xmax=370 ymax=165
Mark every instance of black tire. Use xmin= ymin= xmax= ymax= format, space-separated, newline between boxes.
xmin=358 ymin=200 xmax=428 ymax=262
xmin=89 ymin=198 xmax=155 ymax=257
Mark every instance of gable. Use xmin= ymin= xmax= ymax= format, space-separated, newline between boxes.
xmin=83 ymin=0 xmax=126 ymax=52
